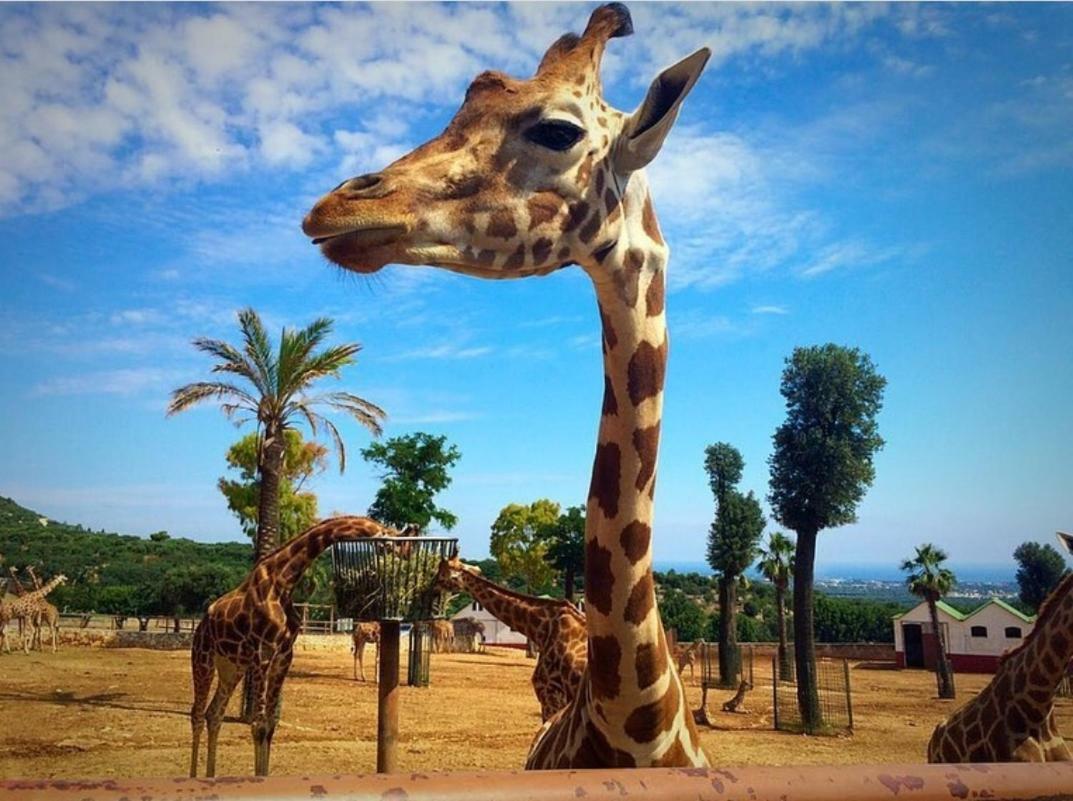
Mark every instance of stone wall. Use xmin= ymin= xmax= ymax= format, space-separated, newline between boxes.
xmin=686 ymin=640 xmax=896 ymax=663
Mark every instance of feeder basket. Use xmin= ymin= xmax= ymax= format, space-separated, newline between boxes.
xmin=331 ymin=537 xmax=458 ymax=622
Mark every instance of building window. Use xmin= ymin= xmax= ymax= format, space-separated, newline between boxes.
xmin=472 ymin=601 xmax=481 ymax=612
xmin=970 ymin=625 xmax=988 ymax=638
xmin=1004 ymin=626 xmax=1022 ymax=638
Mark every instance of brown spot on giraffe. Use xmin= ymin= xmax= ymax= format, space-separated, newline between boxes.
xmin=487 ymin=210 xmax=518 ymax=240
xmin=602 ymin=375 xmax=618 ymax=416
xmin=579 ymin=211 xmax=602 ymax=243
xmin=590 ymin=635 xmax=622 ymax=699
xmin=635 ymin=640 xmax=666 ymax=690
xmin=624 ymin=683 xmax=679 ymax=743
xmin=645 ymin=272 xmax=665 ymax=317
xmin=627 ymin=339 xmax=667 ymax=406
xmin=585 ymin=538 xmax=615 ymax=615
xmin=528 ymin=192 xmax=562 ymax=230
xmin=624 ymin=569 xmax=654 ymax=625
xmin=589 ymin=441 xmax=621 ymax=520
xmin=532 ymin=237 xmax=554 ymax=264
xmin=504 ymin=242 xmax=526 ymax=270
xmin=619 ymin=520 xmax=651 ymax=565
xmin=563 ymin=201 xmax=589 ymax=233
xmin=641 ymin=195 xmax=663 ymax=244
xmin=632 ymin=423 xmax=660 ymax=492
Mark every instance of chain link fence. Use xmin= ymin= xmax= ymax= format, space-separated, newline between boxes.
xmin=772 ymin=652 xmax=854 ymax=734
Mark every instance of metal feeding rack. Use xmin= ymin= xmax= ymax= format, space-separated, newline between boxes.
xmin=330 ymin=536 xmax=458 ymax=773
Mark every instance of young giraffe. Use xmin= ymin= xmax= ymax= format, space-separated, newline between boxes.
xmin=436 ymin=557 xmax=588 ymax=722
xmin=5 ymin=574 xmax=66 ymax=654
xmin=305 ymin=4 xmax=709 ymax=767
xmin=928 ymin=571 xmax=1073 ymax=763
xmin=25 ymin=566 xmax=61 ymax=652
xmin=189 ymin=515 xmax=391 ymax=777
xmin=351 ymin=621 xmax=380 ymax=681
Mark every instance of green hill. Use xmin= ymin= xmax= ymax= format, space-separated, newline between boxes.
xmin=0 ymin=496 xmax=252 ymax=616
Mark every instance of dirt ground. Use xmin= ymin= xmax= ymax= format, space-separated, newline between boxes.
xmin=0 ymin=645 xmax=1069 ymax=779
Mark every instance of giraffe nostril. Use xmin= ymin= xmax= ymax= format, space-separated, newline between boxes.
xmin=336 ymin=173 xmax=384 ymax=196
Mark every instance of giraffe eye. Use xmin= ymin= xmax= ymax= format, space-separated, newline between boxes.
xmin=525 ymin=120 xmax=584 ymax=151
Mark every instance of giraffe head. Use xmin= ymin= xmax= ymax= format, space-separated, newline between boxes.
xmin=435 ymin=555 xmax=479 ymax=593
xmin=303 ymin=3 xmax=708 ymax=282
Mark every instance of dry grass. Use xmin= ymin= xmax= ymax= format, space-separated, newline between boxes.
xmin=0 ymin=645 xmax=1068 ymax=778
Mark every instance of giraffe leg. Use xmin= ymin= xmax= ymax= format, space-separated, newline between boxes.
xmin=250 ymin=647 xmax=293 ymax=777
xmin=204 ymin=659 xmax=241 ymax=779
xmin=189 ymin=628 xmax=217 ymax=778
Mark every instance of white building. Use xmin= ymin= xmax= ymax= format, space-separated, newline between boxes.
xmin=450 ymin=599 xmax=527 ymax=647
xmin=893 ymin=598 xmax=1036 ymax=673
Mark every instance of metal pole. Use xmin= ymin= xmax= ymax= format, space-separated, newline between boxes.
xmin=377 ymin=619 xmax=401 ymax=773
xmin=772 ymin=654 xmax=779 ymax=731
xmin=843 ymin=658 xmax=854 ymax=732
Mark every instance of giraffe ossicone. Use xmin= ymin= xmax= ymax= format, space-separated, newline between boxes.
xmin=305 ymin=3 xmax=709 ymax=768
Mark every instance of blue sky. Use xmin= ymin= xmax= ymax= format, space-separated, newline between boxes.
xmin=1 ymin=3 xmax=1070 ymax=575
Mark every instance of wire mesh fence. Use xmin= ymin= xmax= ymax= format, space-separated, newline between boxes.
xmin=699 ymin=642 xmax=755 ymax=690
xmin=772 ymin=653 xmax=854 ymax=734
xmin=407 ymin=624 xmax=431 ymax=687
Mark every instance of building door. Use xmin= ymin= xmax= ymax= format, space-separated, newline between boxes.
xmin=903 ymin=623 xmax=925 ymax=668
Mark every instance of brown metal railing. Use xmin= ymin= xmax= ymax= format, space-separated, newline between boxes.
xmin=2 ymin=764 xmax=1072 ymax=801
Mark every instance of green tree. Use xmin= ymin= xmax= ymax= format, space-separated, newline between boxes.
xmin=217 ymin=430 xmax=327 ymax=544
xmin=361 ymin=432 xmax=461 ymax=532
xmin=659 ymin=588 xmax=707 ymax=642
xmin=704 ymin=441 xmax=764 ymax=687
xmin=901 ymin=543 xmax=957 ymax=699
xmin=541 ymin=505 xmax=586 ymax=602
xmin=757 ymin=531 xmax=795 ymax=680
xmin=1013 ymin=541 xmax=1069 ymax=612
xmin=768 ymin=344 xmax=886 ymax=732
xmin=169 ymin=308 xmax=385 ymax=558
xmin=490 ymin=500 xmax=560 ymax=594
xmin=708 ymin=490 xmax=765 ymax=687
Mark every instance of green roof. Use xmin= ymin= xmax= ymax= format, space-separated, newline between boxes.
xmin=892 ymin=597 xmax=1036 ymax=624
xmin=987 ymin=597 xmax=1036 ymax=623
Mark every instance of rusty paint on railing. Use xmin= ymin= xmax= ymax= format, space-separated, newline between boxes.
xmin=2 ymin=764 xmax=1073 ymax=801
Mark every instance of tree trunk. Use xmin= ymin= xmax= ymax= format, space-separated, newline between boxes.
xmin=563 ymin=568 xmax=575 ymax=604
xmin=927 ymin=597 xmax=957 ymax=699
xmin=255 ymin=426 xmax=286 ymax=560
xmin=775 ymin=580 xmax=791 ymax=681
xmin=718 ymin=575 xmax=740 ymax=687
xmin=793 ymin=528 xmax=822 ymax=733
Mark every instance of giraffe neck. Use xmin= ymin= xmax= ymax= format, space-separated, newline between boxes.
xmin=457 ymin=569 xmax=563 ymax=641
xmin=26 ymin=576 xmax=63 ymax=602
xmin=7 ymin=571 xmax=27 ymax=597
xmin=993 ymin=572 xmax=1073 ymax=720
xmin=256 ymin=517 xmax=384 ymax=594
xmin=581 ymin=180 xmax=673 ymax=731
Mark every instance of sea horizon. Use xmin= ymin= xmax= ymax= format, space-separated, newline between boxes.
xmin=653 ymin=560 xmax=1016 ymax=584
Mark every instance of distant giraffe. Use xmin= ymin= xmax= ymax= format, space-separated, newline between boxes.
xmin=5 ymin=574 xmax=66 ymax=654
xmin=189 ymin=516 xmax=392 ymax=777
xmin=928 ymin=572 xmax=1073 ymax=762
xmin=304 ymin=3 xmax=710 ymax=766
xmin=26 ymin=566 xmax=61 ymax=652
xmin=436 ymin=557 xmax=587 ymax=721
xmin=721 ymin=680 xmax=752 ymax=714
xmin=352 ymin=621 xmax=380 ymax=682
xmin=676 ymin=640 xmax=702 ymax=681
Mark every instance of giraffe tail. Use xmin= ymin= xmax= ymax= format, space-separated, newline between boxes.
xmin=189 ymin=618 xmax=215 ymax=777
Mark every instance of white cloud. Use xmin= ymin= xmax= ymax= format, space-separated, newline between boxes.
xmin=0 ymin=2 xmax=905 ymax=217
xmin=31 ymin=367 xmax=188 ymax=397
xmin=384 ymin=343 xmax=493 ymax=362
xmin=751 ymin=305 xmax=788 ymax=315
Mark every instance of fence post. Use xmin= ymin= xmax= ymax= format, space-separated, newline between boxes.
xmin=843 ymin=659 xmax=854 ymax=732
xmin=772 ymin=655 xmax=779 ymax=731
xmin=377 ymin=619 xmax=401 ymax=773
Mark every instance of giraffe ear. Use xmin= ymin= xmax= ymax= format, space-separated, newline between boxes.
xmin=614 ymin=48 xmax=711 ymax=174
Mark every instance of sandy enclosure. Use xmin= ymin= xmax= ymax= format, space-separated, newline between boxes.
xmin=0 ymin=645 xmax=1068 ymax=779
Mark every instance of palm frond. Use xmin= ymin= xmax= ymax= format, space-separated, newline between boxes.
xmin=284 ymin=344 xmax=362 ymax=395
xmin=238 ymin=307 xmax=277 ymax=397
xmin=278 ymin=318 xmax=341 ymax=395
xmin=167 ymin=382 xmax=259 ymax=416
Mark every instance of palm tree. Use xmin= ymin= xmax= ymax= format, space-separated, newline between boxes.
xmin=901 ymin=543 xmax=957 ymax=699
xmin=169 ymin=308 xmax=385 ymax=559
xmin=757 ymin=531 xmax=795 ymax=681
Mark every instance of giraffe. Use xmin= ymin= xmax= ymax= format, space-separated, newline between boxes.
xmin=721 ymin=679 xmax=752 ymax=714
xmin=189 ymin=515 xmax=391 ymax=778
xmin=352 ymin=621 xmax=380 ymax=681
xmin=304 ymin=3 xmax=709 ymax=767
xmin=25 ymin=566 xmax=61 ymax=653
xmin=435 ymin=557 xmax=588 ymax=722
xmin=676 ymin=639 xmax=702 ymax=681
xmin=927 ymin=571 xmax=1073 ymax=763
xmin=5 ymin=574 xmax=66 ymax=654
xmin=452 ymin=616 xmax=486 ymax=653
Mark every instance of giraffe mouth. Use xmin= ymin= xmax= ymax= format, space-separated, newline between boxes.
xmin=309 ymin=225 xmax=408 ymax=247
